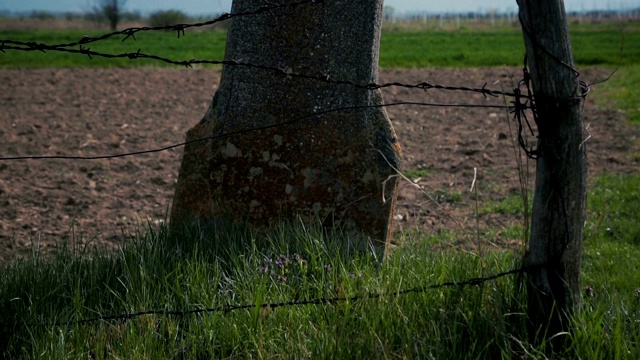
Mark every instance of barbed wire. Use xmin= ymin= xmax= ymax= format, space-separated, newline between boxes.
xmin=0 ymin=59 xmax=589 ymax=163
xmin=0 ymin=0 xmax=324 ymax=48
xmin=0 ymin=0 xmax=601 ymax=165
xmin=0 ymin=101 xmax=520 ymax=162
xmin=0 ymin=17 xmax=599 ymax=165
xmin=0 ymin=41 xmax=521 ymax=99
xmin=0 ymin=0 xmax=574 ymax=166
xmin=0 ymin=1 xmax=521 ymax=100
xmin=0 ymin=263 xmax=537 ymax=330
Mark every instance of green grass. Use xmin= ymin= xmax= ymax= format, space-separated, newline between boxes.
xmin=379 ymin=26 xmax=640 ymax=68
xmin=0 ymin=29 xmax=228 ymax=68
xmin=587 ymin=174 xmax=640 ymax=246
xmin=593 ymin=64 xmax=640 ymax=125
xmin=574 ymin=174 xmax=640 ymax=359
xmin=0 ymin=221 xmax=530 ymax=359
xmin=402 ymin=165 xmax=433 ymax=179
xmin=1 ymin=23 xmax=639 ymax=68
xmin=379 ymin=30 xmax=520 ymax=68
xmin=482 ymin=194 xmax=532 ymax=216
xmin=432 ymin=189 xmax=463 ymax=203
xmin=1 ymin=172 xmax=639 ymax=358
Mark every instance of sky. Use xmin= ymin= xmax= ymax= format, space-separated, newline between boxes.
xmin=0 ymin=0 xmax=637 ymax=16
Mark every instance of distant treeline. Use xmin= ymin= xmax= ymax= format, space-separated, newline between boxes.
xmin=2 ymin=7 xmax=638 ymax=29
xmin=0 ymin=9 xmax=231 ymax=30
xmin=381 ymin=7 xmax=640 ymax=28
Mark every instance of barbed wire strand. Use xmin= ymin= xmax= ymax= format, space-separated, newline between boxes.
xmin=0 ymin=101 xmax=520 ymax=162
xmin=0 ymin=0 xmax=602 ymax=165
xmin=0 ymin=18 xmax=595 ymax=165
xmin=0 ymin=41 xmax=522 ymax=99
xmin=1 ymin=263 xmax=537 ymax=329
xmin=0 ymin=0 xmax=524 ymax=100
xmin=0 ymin=0 xmax=324 ymax=49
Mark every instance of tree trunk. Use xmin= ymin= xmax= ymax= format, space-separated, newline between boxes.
xmin=170 ymin=0 xmax=401 ymax=247
xmin=516 ymin=0 xmax=588 ymax=350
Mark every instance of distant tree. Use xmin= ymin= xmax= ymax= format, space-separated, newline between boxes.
xmin=29 ymin=10 xmax=56 ymax=21
xmin=95 ymin=0 xmax=126 ymax=30
xmin=148 ymin=10 xmax=190 ymax=28
xmin=121 ymin=10 xmax=142 ymax=22
xmin=63 ymin=12 xmax=84 ymax=21
xmin=383 ymin=6 xmax=396 ymax=22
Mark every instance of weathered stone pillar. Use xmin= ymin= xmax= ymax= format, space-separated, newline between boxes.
xmin=170 ymin=0 xmax=401 ymax=245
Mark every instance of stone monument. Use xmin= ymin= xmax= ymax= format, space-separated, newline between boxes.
xmin=171 ymin=0 xmax=401 ymax=246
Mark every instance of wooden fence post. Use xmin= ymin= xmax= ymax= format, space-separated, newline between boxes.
xmin=516 ymin=0 xmax=588 ymax=351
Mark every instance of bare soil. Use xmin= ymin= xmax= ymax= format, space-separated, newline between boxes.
xmin=1 ymin=67 xmax=638 ymax=262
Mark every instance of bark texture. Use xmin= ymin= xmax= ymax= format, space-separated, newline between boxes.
xmin=170 ymin=0 xmax=401 ymax=246
xmin=517 ymin=0 xmax=588 ymax=349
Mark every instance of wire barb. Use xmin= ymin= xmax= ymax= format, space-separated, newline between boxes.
xmin=79 ymin=45 xmax=92 ymax=60
xmin=121 ymin=28 xmax=137 ymax=42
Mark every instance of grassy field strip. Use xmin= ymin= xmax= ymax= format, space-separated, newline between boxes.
xmin=1 ymin=172 xmax=639 ymax=358
xmin=1 ymin=26 xmax=639 ymax=68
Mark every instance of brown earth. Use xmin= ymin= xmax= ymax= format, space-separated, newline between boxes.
xmin=1 ymin=67 xmax=638 ymax=262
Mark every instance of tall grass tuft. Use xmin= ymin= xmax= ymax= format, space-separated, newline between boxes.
xmin=1 ymin=173 xmax=639 ymax=358
xmin=1 ymin=218 xmax=531 ymax=359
